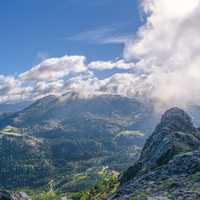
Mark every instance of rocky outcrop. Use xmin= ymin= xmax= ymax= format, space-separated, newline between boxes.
xmin=110 ymin=108 xmax=200 ymax=200
xmin=122 ymin=107 xmax=200 ymax=182
xmin=0 ymin=191 xmax=31 ymax=200
xmin=109 ymin=149 xmax=200 ymax=200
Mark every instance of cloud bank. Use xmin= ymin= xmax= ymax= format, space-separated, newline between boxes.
xmin=1 ymin=0 xmax=200 ymax=112
xmin=0 ymin=55 xmax=136 ymax=103
xmin=124 ymin=0 xmax=200 ymax=110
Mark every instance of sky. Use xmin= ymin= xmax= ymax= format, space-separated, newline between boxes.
xmin=1 ymin=0 xmax=200 ymax=112
xmin=0 ymin=0 xmax=141 ymax=75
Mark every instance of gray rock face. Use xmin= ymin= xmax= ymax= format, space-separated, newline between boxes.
xmin=110 ymin=108 xmax=200 ymax=200
xmin=122 ymin=107 xmax=200 ymax=182
xmin=158 ymin=107 xmax=195 ymax=132
xmin=140 ymin=107 xmax=199 ymax=168
xmin=110 ymin=149 xmax=200 ymax=200
xmin=0 ymin=191 xmax=31 ymax=200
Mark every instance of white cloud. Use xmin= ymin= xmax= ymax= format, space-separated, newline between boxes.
xmin=0 ymin=55 xmax=136 ymax=103
xmin=0 ymin=75 xmax=34 ymax=103
xmin=99 ymin=73 xmax=148 ymax=97
xmin=88 ymin=59 xmax=135 ymax=70
xmin=67 ymin=27 xmax=132 ymax=44
xmin=123 ymin=0 xmax=200 ymax=110
xmin=19 ymin=55 xmax=87 ymax=82
xmin=0 ymin=75 xmax=16 ymax=95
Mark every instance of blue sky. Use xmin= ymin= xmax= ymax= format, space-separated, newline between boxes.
xmin=0 ymin=0 xmax=141 ymax=75
xmin=1 ymin=0 xmax=200 ymax=109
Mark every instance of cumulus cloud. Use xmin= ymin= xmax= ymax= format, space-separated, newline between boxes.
xmin=0 ymin=75 xmax=34 ymax=103
xmin=0 ymin=54 xmax=137 ymax=103
xmin=88 ymin=59 xmax=135 ymax=70
xmin=99 ymin=73 xmax=145 ymax=96
xmin=19 ymin=55 xmax=87 ymax=82
xmin=123 ymin=0 xmax=200 ymax=110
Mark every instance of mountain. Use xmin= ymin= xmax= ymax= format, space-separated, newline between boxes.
xmin=188 ymin=105 xmax=200 ymax=127
xmin=0 ymin=101 xmax=32 ymax=113
xmin=0 ymin=93 xmax=156 ymax=193
xmin=109 ymin=108 xmax=200 ymax=200
xmin=0 ymin=93 xmax=155 ymax=133
xmin=0 ymin=191 xmax=30 ymax=200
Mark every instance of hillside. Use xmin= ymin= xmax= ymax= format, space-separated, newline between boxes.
xmin=110 ymin=108 xmax=200 ymax=200
xmin=0 ymin=93 xmax=156 ymax=194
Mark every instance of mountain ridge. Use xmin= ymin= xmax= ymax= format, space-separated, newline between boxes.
xmin=110 ymin=107 xmax=200 ymax=200
xmin=0 ymin=93 xmax=156 ymax=193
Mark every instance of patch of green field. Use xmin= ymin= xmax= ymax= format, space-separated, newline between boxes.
xmin=116 ymin=130 xmax=144 ymax=137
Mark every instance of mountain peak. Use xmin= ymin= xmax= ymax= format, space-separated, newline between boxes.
xmin=121 ymin=108 xmax=200 ymax=183
xmin=161 ymin=107 xmax=191 ymax=123
xmin=158 ymin=107 xmax=195 ymax=133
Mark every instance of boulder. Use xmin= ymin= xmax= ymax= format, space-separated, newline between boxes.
xmin=0 ymin=191 xmax=31 ymax=200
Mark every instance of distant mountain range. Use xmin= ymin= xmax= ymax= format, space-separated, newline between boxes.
xmin=0 ymin=101 xmax=32 ymax=113
xmin=0 ymin=93 xmax=158 ymax=136
xmin=0 ymin=93 xmax=157 ymax=192
xmin=2 ymin=93 xmax=200 ymax=199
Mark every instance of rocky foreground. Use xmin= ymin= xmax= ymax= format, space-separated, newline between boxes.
xmin=0 ymin=191 xmax=31 ymax=200
xmin=109 ymin=108 xmax=200 ymax=200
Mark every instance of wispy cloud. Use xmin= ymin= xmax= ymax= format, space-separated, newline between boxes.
xmin=36 ymin=52 xmax=50 ymax=62
xmin=67 ymin=26 xmax=132 ymax=45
